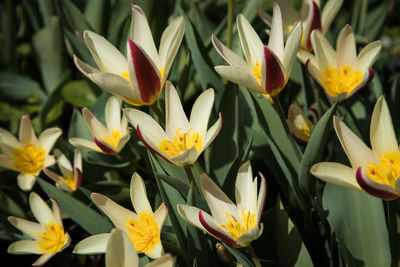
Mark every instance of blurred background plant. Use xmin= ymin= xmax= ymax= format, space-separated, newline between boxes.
xmin=0 ymin=0 xmax=399 ymax=266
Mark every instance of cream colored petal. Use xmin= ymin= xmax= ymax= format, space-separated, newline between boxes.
xmin=146 ymin=254 xmax=175 ymax=267
xmin=54 ymin=149 xmax=72 ymax=173
xmin=131 ymin=4 xmax=160 ymax=67
xmin=237 ymin=14 xmax=264 ymax=67
xmin=0 ymin=154 xmax=16 ymax=171
xmin=256 ymin=173 xmax=267 ymax=224
xmin=333 ymin=116 xmax=375 ymax=169
xmin=69 ymin=138 xmax=101 ymax=152
xmin=311 ymin=30 xmax=336 ymax=72
xmin=50 ymin=198 xmax=63 ymax=227
xmin=198 ymin=210 xmax=237 ymax=246
xmin=154 ymin=203 xmax=168 ymax=231
xmin=43 ymin=168 xmax=63 ymax=184
xmin=0 ymin=129 xmax=20 ymax=153
xmin=169 ymin=147 xmax=199 ymax=166
xmin=177 ymin=204 xmax=207 ymax=232
xmin=214 ymin=66 xmax=264 ymax=93
xmin=211 ymin=34 xmax=251 ymax=71
xmin=310 ymin=162 xmax=362 ymax=191
xmin=73 ymin=233 xmax=110 ymax=254
xmin=165 ymin=82 xmax=190 ymax=139
xmin=297 ymin=50 xmax=314 ymax=65
xmin=288 ymin=104 xmax=313 ymax=129
xmin=336 ymin=25 xmax=356 ymax=68
xmin=370 ymin=96 xmax=399 ymax=158
xmin=83 ymin=31 xmax=128 ymax=74
xmin=91 ymin=193 xmax=137 ymax=230
xmin=283 ymin=22 xmax=302 ymax=78
xmin=106 ymin=229 xmax=138 ymax=267
xmin=18 ymin=174 xmax=37 ymax=192
xmin=30 ymin=192 xmax=56 ymax=225
xmin=236 ymin=225 xmax=263 ymax=245
xmin=268 ymin=3 xmax=285 ymax=61
xmin=200 ymin=114 xmax=223 ymax=154
xmin=145 ymin=241 xmax=164 ymax=259
xmin=44 ymin=155 xmax=56 ymax=168
xmin=235 ymin=161 xmax=257 ymax=214
xmin=82 ymin=108 xmax=108 ymax=137
xmin=159 ymin=16 xmax=185 ymax=80
xmin=19 ymin=115 xmax=37 ymax=145
xmin=105 ymin=96 xmax=122 ymax=131
xmin=115 ymin=132 xmax=131 ymax=153
xmin=32 ymin=252 xmax=55 ymax=266
xmin=305 ymin=57 xmax=324 ymax=86
xmin=355 ymin=41 xmax=382 ymax=73
xmin=130 ymin=172 xmax=153 ymax=215
xmin=321 ymin=0 xmax=343 ymax=34
xmin=275 ymin=0 xmax=301 ymax=31
xmin=7 ymin=240 xmax=42 ymax=255
xmin=189 ymin=88 xmax=214 ymax=137
xmin=74 ymin=149 xmax=82 ymax=172
xmin=8 ymin=216 xmax=43 ymax=240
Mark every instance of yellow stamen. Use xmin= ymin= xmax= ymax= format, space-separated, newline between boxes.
xmin=121 ymin=71 xmax=130 ymax=83
xmin=60 ymin=173 xmax=77 ymax=191
xmin=322 ymin=66 xmax=362 ymax=97
xmin=36 ymin=223 xmax=66 ymax=253
xmin=13 ymin=143 xmax=45 ymax=175
xmin=125 ymin=213 xmax=159 ymax=253
xmin=366 ymin=152 xmax=400 ymax=188
xmin=252 ymin=62 xmax=262 ymax=85
xmin=158 ymin=128 xmax=203 ymax=158
xmin=160 ymin=67 xmax=165 ymax=78
xmin=99 ymin=129 xmax=122 ymax=149
xmin=219 ymin=208 xmax=257 ymax=246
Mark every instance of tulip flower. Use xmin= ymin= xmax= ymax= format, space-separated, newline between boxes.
xmin=304 ymin=25 xmax=381 ymax=101
xmin=43 ymin=149 xmax=82 ymax=192
xmin=0 ymin=115 xmax=61 ymax=191
xmin=7 ymin=192 xmax=71 ymax=266
xmin=74 ymin=5 xmax=185 ymax=106
xmin=213 ymin=3 xmax=302 ymax=96
xmin=258 ymin=0 xmax=343 ymax=55
xmin=90 ymin=172 xmax=168 ymax=259
xmin=124 ymin=82 xmax=222 ymax=166
xmin=69 ymin=96 xmax=130 ymax=155
xmin=311 ymin=97 xmax=400 ymax=200
xmin=178 ymin=161 xmax=267 ymax=247
xmin=287 ymin=104 xmax=318 ymax=144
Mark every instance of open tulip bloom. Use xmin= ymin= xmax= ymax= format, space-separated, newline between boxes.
xmin=89 ymin=172 xmax=168 ymax=259
xmin=304 ymin=25 xmax=382 ymax=101
xmin=287 ymin=104 xmax=318 ymax=144
xmin=212 ymin=3 xmax=302 ymax=96
xmin=124 ymin=82 xmax=222 ymax=166
xmin=258 ymin=0 xmax=343 ymax=54
xmin=177 ymin=161 xmax=267 ymax=247
xmin=74 ymin=4 xmax=185 ymax=106
xmin=0 ymin=115 xmax=61 ymax=191
xmin=70 ymin=96 xmax=130 ymax=155
xmin=44 ymin=149 xmax=82 ymax=192
xmin=7 ymin=192 xmax=71 ymax=266
xmin=311 ymin=97 xmax=400 ymax=200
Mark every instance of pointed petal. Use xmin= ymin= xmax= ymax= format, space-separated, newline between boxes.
xmin=177 ymin=204 xmax=207 ymax=232
xmin=310 ymin=162 xmax=362 ymax=191
xmin=169 ymin=147 xmax=199 ymax=166
xmin=130 ymin=172 xmax=153 ymax=215
xmin=261 ymin=46 xmax=285 ymax=95
xmin=283 ymin=22 xmax=302 ymax=78
xmin=127 ymin=40 xmax=161 ymax=105
xmin=356 ymin=167 xmax=400 ymax=200
xmin=159 ymin=16 xmax=185 ymax=80
xmin=69 ymin=138 xmax=101 ymax=152
xmin=189 ymin=88 xmax=214 ymax=137
xmin=131 ymin=4 xmax=160 ymax=67
xmin=30 ymin=192 xmax=56 ymax=225
xmin=336 ymin=25 xmax=356 ymax=68
xmin=321 ymin=0 xmax=343 ymax=34
xmin=345 ymin=68 xmax=374 ymax=99
xmin=165 ymin=82 xmax=190 ymax=139
xmin=93 ymin=137 xmax=118 ymax=155
xmin=355 ymin=41 xmax=382 ymax=73
xmin=237 ymin=14 xmax=264 ymax=67
xmin=44 ymin=155 xmax=56 ymax=168
xmin=73 ymin=233 xmax=110 ymax=254
xmin=297 ymin=50 xmax=314 ymax=65
xmin=32 ymin=252 xmax=55 ymax=266
xmin=82 ymin=108 xmax=108 ymax=137
xmin=256 ymin=172 xmax=267 ymax=224
xmin=91 ymin=193 xmax=137 ymax=230
xmin=105 ymin=96 xmax=122 ymax=131
xmin=54 ymin=149 xmax=73 ymax=174
xmin=211 ymin=34 xmax=251 ymax=71
xmin=311 ymin=30 xmax=336 ymax=72
xmin=0 ymin=129 xmax=20 ymax=153
xmin=43 ymin=168 xmax=62 ymax=184
xmin=18 ymin=174 xmax=37 ymax=191
xmin=74 ymin=149 xmax=82 ymax=172
xmin=275 ymin=0 xmax=300 ymax=31
xmin=200 ymin=113 xmax=223 ymax=154
xmin=50 ymin=198 xmax=63 ymax=227
xmin=154 ymin=203 xmax=168 ymax=230
xmin=19 ymin=115 xmax=37 ymax=145
xmin=0 ymin=154 xmax=16 ymax=171
xmin=305 ymin=58 xmax=324 ymax=87
xmin=8 ymin=216 xmax=42 ymax=240
xmin=235 ymin=224 xmax=263 ymax=245
xmin=214 ymin=66 xmax=263 ymax=93
xmin=83 ymin=31 xmax=128 ymax=74
xmin=302 ymin=1 xmax=322 ymax=50
xmin=235 ymin=161 xmax=257 ymax=214
xmin=146 ymin=254 xmax=175 ymax=267
xmin=106 ymin=229 xmax=138 ymax=267
xmin=145 ymin=241 xmax=164 ymax=259
xmin=268 ymin=3 xmax=285 ymax=61
xmin=7 ymin=240 xmax=42 ymax=254
xmin=370 ymin=96 xmax=399 ymax=158
xmin=333 ymin=116 xmax=375 ymax=169
xmin=115 ymin=132 xmax=131 ymax=153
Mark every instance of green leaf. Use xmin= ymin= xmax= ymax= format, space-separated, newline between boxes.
xmin=60 ymin=0 xmax=92 ymax=32
xmin=0 ymin=72 xmax=46 ymax=103
xmin=84 ymin=0 xmax=108 ymax=33
xmin=157 ymin=174 xmax=189 ymax=199
xmin=86 ymin=151 xmax=130 ymax=168
xmin=223 ymin=245 xmax=255 ymax=267
xmin=68 ymin=108 xmax=92 ymax=140
xmin=323 ymin=184 xmax=391 ymax=267
xmin=37 ymin=178 xmax=113 ymax=235
xmin=61 ymin=80 xmax=98 ymax=108
xmin=298 ymin=103 xmax=337 ymax=196
xmin=39 ymin=86 xmax=64 ymax=129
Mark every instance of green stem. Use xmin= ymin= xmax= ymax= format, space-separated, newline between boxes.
xmin=194 ymin=161 xmax=205 ymax=174
xmin=343 ymin=100 xmax=367 ymax=141
xmin=246 ymin=244 xmax=262 ymax=267
xmin=271 ymin=95 xmax=302 ymax=161
xmin=184 ymin=165 xmax=199 ymax=193
xmin=227 ymin=0 xmax=234 ymax=49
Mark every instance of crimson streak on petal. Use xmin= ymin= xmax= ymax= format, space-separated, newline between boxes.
xmin=263 ymin=46 xmax=285 ymax=95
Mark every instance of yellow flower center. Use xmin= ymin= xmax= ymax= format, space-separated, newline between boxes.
xmin=252 ymin=62 xmax=262 ymax=84
xmin=366 ymin=152 xmax=400 ymax=188
xmin=158 ymin=128 xmax=203 ymax=158
xmin=36 ymin=223 xmax=66 ymax=253
xmin=13 ymin=143 xmax=46 ymax=175
xmin=125 ymin=213 xmax=159 ymax=253
xmin=60 ymin=173 xmax=77 ymax=191
xmin=322 ymin=66 xmax=363 ymax=97
xmin=220 ymin=208 xmax=257 ymax=246
xmin=99 ymin=129 xmax=122 ymax=149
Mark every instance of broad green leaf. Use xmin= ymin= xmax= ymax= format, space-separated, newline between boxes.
xmin=39 ymin=86 xmax=64 ymax=129
xmin=84 ymin=0 xmax=108 ymax=33
xmin=298 ymin=103 xmax=337 ymax=196
xmin=61 ymin=80 xmax=98 ymax=108
xmin=323 ymin=184 xmax=391 ymax=267
xmin=37 ymin=178 xmax=113 ymax=235
xmin=0 ymin=72 xmax=46 ymax=103
xmin=64 ymin=29 xmax=96 ymax=66
xmin=86 ymin=151 xmax=130 ymax=168
xmin=157 ymin=174 xmax=189 ymax=199
xmin=60 ymin=0 xmax=92 ymax=32
xmin=68 ymin=108 xmax=92 ymax=140
xmin=223 ymin=245 xmax=255 ymax=267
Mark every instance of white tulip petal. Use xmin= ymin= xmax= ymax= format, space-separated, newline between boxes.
xmin=283 ymin=22 xmax=302 ymax=77
xmin=115 ymin=132 xmax=131 ymax=153
xmin=211 ymin=35 xmax=250 ymax=71
xmin=169 ymin=147 xmax=199 ymax=166
xmin=32 ymin=252 xmax=54 ymax=266
xmin=44 ymin=155 xmax=56 ymax=168
xmin=130 ymin=173 xmax=153 ymax=215
xmin=235 ymin=225 xmax=263 ymax=245
xmin=17 ymin=174 xmax=37 ymax=192
xmin=74 ymin=149 xmax=82 ymax=172
xmin=310 ymin=162 xmax=362 ymax=191
xmin=355 ymin=41 xmax=382 ymax=73
xmin=8 ymin=217 xmax=43 ymax=240
xmin=69 ymin=138 xmax=101 ymax=152
xmin=30 ymin=192 xmax=56 ymax=225
xmin=237 ymin=14 xmax=264 ymax=67
xmin=73 ymin=233 xmax=110 ymax=254
xmin=165 ymin=82 xmax=190 ymax=139
xmin=145 ymin=240 xmax=164 ymax=259
xmin=82 ymin=108 xmax=108 ymax=137
xmin=19 ymin=115 xmax=37 ymax=145
xmin=0 ymin=129 xmax=20 ymax=153
xmin=305 ymin=58 xmax=324 ymax=86
xmin=177 ymin=204 xmax=207 ymax=232
xmin=51 ymin=198 xmax=63 ymax=227
xmin=189 ymin=89 xmax=214 ymax=137
xmin=43 ymin=168 xmax=62 ymax=183
xmin=235 ymin=161 xmax=257 ymax=214
xmin=0 ymin=154 xmax=16 ymax=171
xmin=311 ymin=30 xmax=336 ymax=72
xmin=54 ymin=149 xmax=72 ymax=173
xmin=200 ymin=114 xmax=223 ymax=154
xmin=106 ymin=229 xmax=138 ymax=267
xmin=275 ymin=0 xmax=301 ymax=31
xmin=154 ymin=203 xmax=168 ymax=230
xmin=336 ymin=25 xmax=356 ymax=68
xmin=268 ymin=3 xmax=285 ymax=61
xmin=8 ymin=240 xmax=42 ymax=254
xmin=321 ymin=0 xmax=343 ymax=34
xmin=257 ymin=173 xmax=267 ymax=224
xmin=297 ymin=50 xmax=314 ymax=65
xmin=105 ymin=97 xmax=122 ymax=131
xmin=198 ymin=210 xmax=237 ymax=247
xmin=214 ymin=66 xmax=264 ymax=93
